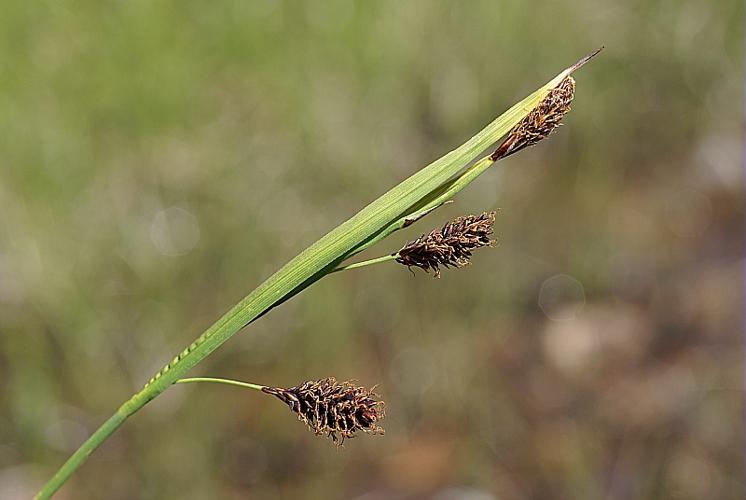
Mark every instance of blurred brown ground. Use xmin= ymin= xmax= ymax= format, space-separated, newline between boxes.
xmin=0 ymin=1 xmax=743 ymax=499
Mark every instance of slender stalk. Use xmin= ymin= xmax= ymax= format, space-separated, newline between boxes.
xmin=332 ymin=254 xmax=397 ymax=272
xmin=175 ymin=377 xmax=264 ymax=391
xmin=341 ymin=156 xmax=497 ymax=261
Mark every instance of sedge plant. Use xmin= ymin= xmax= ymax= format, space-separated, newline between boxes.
xmin=35 ymin=48 xmax=601 ymax=499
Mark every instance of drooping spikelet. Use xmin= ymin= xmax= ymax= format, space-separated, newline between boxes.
xmin=490 ymin=76 xmax=576 ymax=161
xmin=262 ymin=378 xmax=385 ymax=445
xmin=395 ymin=211 xmax=497 ymax=277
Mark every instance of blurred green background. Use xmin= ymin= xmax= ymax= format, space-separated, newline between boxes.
xmin=0 ymin=1 xmax=743 ymax=499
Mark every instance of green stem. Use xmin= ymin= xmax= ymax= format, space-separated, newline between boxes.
xmin=332 ymin=253 xmax=398 ymax=272
xmin=34 ymin=394 xmax=145 ymax=500
xmin=35 ymin=377 xmax=264 ymax=500
xmin=175 ymin=377 xmax=265 ymax=391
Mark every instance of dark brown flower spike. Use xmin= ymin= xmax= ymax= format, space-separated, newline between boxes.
xmin=395 ymin=211 xmax=497 ymax=277
xmin=262 ymin=377 xmax=385 ymax=445
xmin=490 ymin=76 xmax=576 ymax=161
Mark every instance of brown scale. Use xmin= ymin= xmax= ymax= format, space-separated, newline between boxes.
xmin=491 ymin=76 xmax=575 ymax=161
xmin=262 ymin=378 xmax=385 ymax=445
xmin=395 ymin=211 xmax=497 ymax=277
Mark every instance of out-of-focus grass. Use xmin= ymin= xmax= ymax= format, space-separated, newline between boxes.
xmin=0 ymin=1 xmax=743 ymax=499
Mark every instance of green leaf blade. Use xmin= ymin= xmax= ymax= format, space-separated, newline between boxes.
xmin=140 ymin=63 xmax=584 ymax=396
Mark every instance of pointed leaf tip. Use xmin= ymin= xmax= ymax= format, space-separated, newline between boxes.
xmin=548 ymin=47 xmax=603 ymax=88
xmin=568 ymin=46 xmax=604 ymax=73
